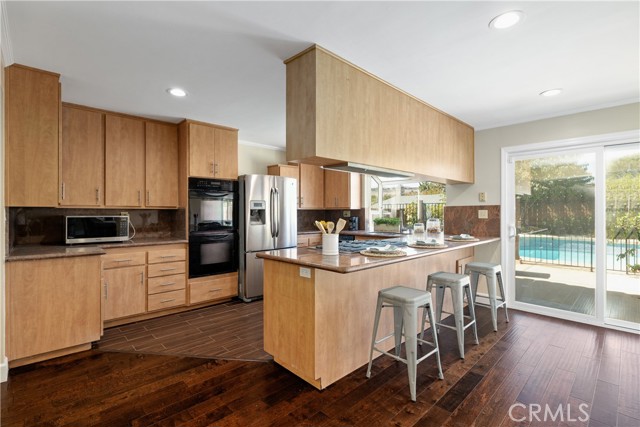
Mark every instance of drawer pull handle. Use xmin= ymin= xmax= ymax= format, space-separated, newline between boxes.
xmin=160 ymin=268 xmax=177 ymax=272
xmin=160 ymin=282 xmax=176 ymax=286
xmin=209 ymin=288 xmax=222 ymax=292
xmin=115 ymin=258 xmax=133 ymax=262
xmin=160 ymin=299 xmax=175 ymax=303
xmin=160 ymin=255 xmax=177 ymax=258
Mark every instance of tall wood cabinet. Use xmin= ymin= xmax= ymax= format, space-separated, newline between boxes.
xmin=6 ymin=255 xmax=102 ymax=366
xmin=60 ymin=105 xmax=105 ymax=206
xmin=180 ymin=120 xmax=238 ymax=180
xmin=105 ymin=114 xmax=146 ymax=207
xmin=5 ymin=64 xmax=60 ymax=206
xmin=145 ymin=122 xmax=179 ymax=207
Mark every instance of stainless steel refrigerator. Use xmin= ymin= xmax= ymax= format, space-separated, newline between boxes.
xmin=239 ymin=174 xmax=297 ymax=301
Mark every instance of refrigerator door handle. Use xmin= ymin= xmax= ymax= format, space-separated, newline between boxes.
xmin=269 ymin=188 xmax=276 ymax=238
xmin=274 ymin=187 xmax=280 ymax=238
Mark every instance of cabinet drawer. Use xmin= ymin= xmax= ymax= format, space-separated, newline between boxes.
xmin=148 ymin=273 xmax=186 ymax=295
xmin=147 ymin=289 xmax=186 ymax=311
xmin=189 ymin=273 xmax=238 ymax=305
xmin=147 ymin=261 xmax=186 ymax=278
xmin=102 ymin=252 xmax=146 ymax=269
xmin=297 ymin=236 xmax=309 ymax=247
xmin=148 ymin=248 xmax=186 ymax=264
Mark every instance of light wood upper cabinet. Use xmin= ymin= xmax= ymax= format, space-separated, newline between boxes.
xmin=5 ymin=64 xmax=60 ymax=207
xmin=299 ymin=163 xmax=324 ymax=209
xmin=324 ymin=170 xmax=361 ymax=209
xmin=6 ymin=256 xmax=101 ymax=363
xmin=145 ymin=122 xmax=178 ymax=207
xmin=213 ymin=127 xmax=239 ymax=179
xmin=181 ymin=121 xmax=239 ymax=180
xmin=60 ymin=105 xmax=104 ymax=206
xmin=267 ymin=164 xmax=299 ymax=180
xmin=105 ymin=114 xmax=146 ymax=207
xmin=285 ymin=45 xmax=474 ymax=184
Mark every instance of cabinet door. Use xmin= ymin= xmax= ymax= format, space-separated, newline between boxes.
xmin=60 ymin=106 xmax=104 ymax=206
xmin=324 ymin=170 xmax=361 ymax=209
xmin=6 ymin=256 xmax=101 ymax=361
xmin=188 ymin=123 xmax=217 ymax=177
xmin=5 ymin=65 xmax=60 ymax=207
xmin=146 ymin=122 xmax=178 ymax=207
xmin=103 ymin=265 xmax=146 ymax=320
xmin=105 ymin=115 xmax=145 ymax=207
xmin=267 ymin=164 xmax=299 ymax=180
xmin=299 ymin=164 xmax=324 ymax=209
xmin=213 ymin=127 xmax=238 ymax=179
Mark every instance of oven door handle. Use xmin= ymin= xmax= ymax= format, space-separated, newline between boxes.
xmin=196 ymin=234 xmax=232 ymax=243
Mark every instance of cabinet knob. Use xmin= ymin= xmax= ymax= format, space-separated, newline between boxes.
xmin=96 ymin=188 xmax=100 ymax=204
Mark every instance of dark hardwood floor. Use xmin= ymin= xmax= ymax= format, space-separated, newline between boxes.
xmin=98 ymin=300 xmax=271 ymax=361
xmin=2 ymin=305 xmax=639 ymax=427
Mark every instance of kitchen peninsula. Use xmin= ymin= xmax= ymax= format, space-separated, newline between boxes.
xmin=259 ymin=236 xmax=499 ymax=389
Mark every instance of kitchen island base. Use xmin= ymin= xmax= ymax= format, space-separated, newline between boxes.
xmin=263 ymin=246 xmax=474 ymax=389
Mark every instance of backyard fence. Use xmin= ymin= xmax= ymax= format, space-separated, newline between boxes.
xmin=518 ymin=227 xmax=640 ymax=274
xmin=381 ymin=202 xmax=445 ymax=227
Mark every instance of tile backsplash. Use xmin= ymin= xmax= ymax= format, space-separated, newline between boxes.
xmin=297 ymin=209 xmax=364 ymax=232
xmin=444 ymin=205 xmax=500 ymax=237
xmin=9 ymin=207 xmax=186 ymax=247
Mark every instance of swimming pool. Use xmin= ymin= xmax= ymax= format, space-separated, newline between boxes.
xmin=518 ymin=234 xmax=640 ymax=271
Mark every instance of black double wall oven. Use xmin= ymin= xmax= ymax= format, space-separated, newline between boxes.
xmin=188 ymin=178 xmax=239 ymax=278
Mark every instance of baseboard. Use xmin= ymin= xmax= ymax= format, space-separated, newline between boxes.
xmin=1 ymin=356 xmax=8 ymax=382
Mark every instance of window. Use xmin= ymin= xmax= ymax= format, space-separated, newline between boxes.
xmin=365 ymin=175 xmax=446 ymax=231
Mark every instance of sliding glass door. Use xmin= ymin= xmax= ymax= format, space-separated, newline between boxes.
xmin=503 ymin=133 xmax=639 ymax=330
xmin=605 ymin=143 xmax=640 ymax=326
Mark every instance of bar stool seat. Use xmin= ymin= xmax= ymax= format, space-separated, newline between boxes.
xmin=425 ymin=271 xmax=479 ymax=359
xmin=464 ymin=262 xmax=509 ymax=331
xmin=366 ymin=286 xmax=444 ymax=402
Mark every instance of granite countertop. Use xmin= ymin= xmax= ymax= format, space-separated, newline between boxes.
xmin=7 ymin=237 xmax=188 ymax=262
xmin=258 ymin=236 xmax=500 ymax=273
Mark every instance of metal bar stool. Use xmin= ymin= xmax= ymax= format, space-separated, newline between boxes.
xmin=464 ymin=262 xmax=509 ymax=331
xmin=366 ymin=286 xmax=444 ymax=402
xmin=424 ymin=272 xmax=479 ymax=359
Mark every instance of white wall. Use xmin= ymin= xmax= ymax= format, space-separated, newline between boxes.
xmin=447 ymin=102 xmax=640 ymax=207
xmin=237 ymin=141 xmax=286 ymax=176
xmin=447 ymin=102 xmax=640 ymax=264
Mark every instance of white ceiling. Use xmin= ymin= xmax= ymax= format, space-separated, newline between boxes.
xmin=4 ymin=1 xmax=639 ymax=149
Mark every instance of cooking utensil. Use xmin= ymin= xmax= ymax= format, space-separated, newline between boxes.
xmin=314 ymin=220 xmax=327 ymax=234
xmin=335 ymin=218 xmax=347 ymax=234
xmin=326 ymin=221 xmax=335 ymax=234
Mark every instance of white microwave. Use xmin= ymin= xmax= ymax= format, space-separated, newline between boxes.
xmin=65 ymin=215 xmax=130 ymax=244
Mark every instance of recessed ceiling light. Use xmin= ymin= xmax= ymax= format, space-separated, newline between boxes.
xmin=167 ymin=88 xmax=187 ymax=97
xmin=539 ymin=88 xmax=563 ymax=97
xmin=489 ymin=10 xmax=525 ymax=30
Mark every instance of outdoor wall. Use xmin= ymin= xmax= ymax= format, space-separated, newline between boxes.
xmin=447 ymin=102 xmax=640 ymax=265
xmin=237 ymin=141 xmax=286 ymax=176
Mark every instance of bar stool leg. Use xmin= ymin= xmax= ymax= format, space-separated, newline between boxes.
xmin=486 ymin=273 xmax=498 ymax=332
xmin=403 ymin=302 xmax=418 ymax=402
xmin=465 ymin=285 xmax=479 ymax=345
xmin=427 ymin=302 xmax=444 ymax=380
xmin=435 ymin=285 xmax=445 ymax=334
xmin=393 ymin=305 xmax=404 ymax=357
xmin=450 ymin=284 xmax=466 ymax=359
xmin=466 ymin=267 xmax=480 ymax=300
xmin=366 ymin=295 xmax=383 ymax=378
xmin=497 ymin=271 xmax=509 ymax=323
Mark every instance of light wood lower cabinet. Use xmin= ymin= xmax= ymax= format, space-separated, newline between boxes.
xmin=103 ymin=264 xmax=146 ymax=320
xmin=6 ymin=256 xmax=101 ymax=365
xmin=147 ymin=246 xmax=186 ymax=312
xmin=189 ymin=272 xmax=238 ymax=305
xmin=297 ymin=233 xmax=322 ymax=247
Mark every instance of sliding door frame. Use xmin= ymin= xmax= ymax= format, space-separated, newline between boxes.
xmin=501 ymin=130 xmax=639 ymax=331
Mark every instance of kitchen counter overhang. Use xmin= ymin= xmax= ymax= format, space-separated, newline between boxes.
xmin=256 ymin=236 xmax=499 ymax=273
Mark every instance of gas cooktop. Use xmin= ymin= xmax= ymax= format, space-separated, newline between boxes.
xmin=334 ymin=239 xmax=408 ymax=253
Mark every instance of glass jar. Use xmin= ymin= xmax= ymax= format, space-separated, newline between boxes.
xmin=426 ymin=218 xmax=444 ymax=244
